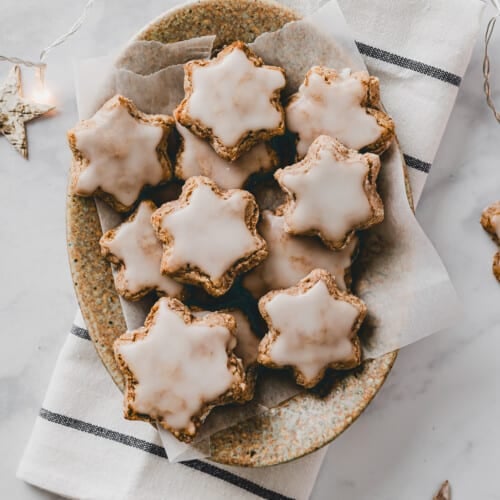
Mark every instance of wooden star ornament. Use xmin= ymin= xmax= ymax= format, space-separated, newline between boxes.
xmin=0 ymin=65 xmax=54 ymax=158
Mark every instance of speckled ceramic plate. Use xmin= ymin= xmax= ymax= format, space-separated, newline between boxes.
xmin=67 ymin=0 xmax=399 ymax=467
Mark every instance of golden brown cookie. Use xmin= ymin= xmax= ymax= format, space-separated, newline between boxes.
xmin=174 ymin=41 xmax=286 ymax=161
xmin=114 ymin=297 xmax=250 ymax=442
xmin=258 ymin=269 xmax=365 ymax=388
xmin=100 ymin=200 xmax=184 ymax=301
xmin=275 ymin=135 xmax=384 ymax=250
xmin=68 ymin=95 xmax=174 ymax=212
xmin=286 ymin=66 xmax=395 ymax=158
xmin=175 ymin=122 xmax=279 ymax=189
xmin=152 ymin=176 xmax=268 ymax=296
xmin=481 ymin=201 xmax=500 ymax=281
xmin=242 ymin=210 xmax=358 ymax=298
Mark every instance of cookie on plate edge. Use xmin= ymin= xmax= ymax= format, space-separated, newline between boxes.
xmin=68 ymin=95 xmax=174 ymax=212
xmin=258 ymin=269 xmax=366 ymax=388
xmin=114 ymin=297 xmax=250 ymax=442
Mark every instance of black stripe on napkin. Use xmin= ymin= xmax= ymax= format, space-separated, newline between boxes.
xmin=70 ymin=325 xmax=91 ymax=341
xmin=403 ymin=154 xmax=432 ymax=173
xmin=355 ymin=41 xmax=461 ymax=87
xmin=39 ymin=408 xmax=293 ymax=500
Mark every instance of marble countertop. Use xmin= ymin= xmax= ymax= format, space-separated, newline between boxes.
xmin=1 ymin=1 xmax=499 ymax=499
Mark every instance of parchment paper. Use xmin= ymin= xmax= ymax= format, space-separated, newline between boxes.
xmin=74 ymin=0 xmax=459 ymax=461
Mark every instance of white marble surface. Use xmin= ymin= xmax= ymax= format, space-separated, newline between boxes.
xmin=1 ymin=1 xmax=499 ymax=499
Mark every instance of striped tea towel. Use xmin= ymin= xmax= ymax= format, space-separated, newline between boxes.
xmin=17 ymin=0 xmax=483 ymax=498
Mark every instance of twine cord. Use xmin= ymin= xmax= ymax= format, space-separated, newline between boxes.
xmin=484 ymin=0 xmax=500 ymax=122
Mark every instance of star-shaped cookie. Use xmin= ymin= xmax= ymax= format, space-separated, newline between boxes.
xmin=152 ymin=176 xmax=268 ymax=296
xmin=68 ymin=95 xmax=174 ymax=212
xmin=114 ymin=297 xmax=249 ymax=442
xmin=100 ymin=200 xmax=184 ymax=301
xmin=174 ymin=41 xmax=286 ymax=161
xmin=481 ymin=201 xmax=500 ymax=281
xmin=286 ymin=66 xmax=395 ymax=158
xmin=275 ymin=135 xmax=384 ymax=250
xmin=0 ymin=65 xmax=54 ymax=158
xmin=242 ymin=210 xmax=358 ymax=298
xmin=175 ymin=123 xmax=279 ymax=189
xmin=258 ymin=269 xmax=366 ymax=388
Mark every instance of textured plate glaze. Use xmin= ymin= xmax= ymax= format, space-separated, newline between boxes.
xmin=67 ymin=0 xmax=398 ymax=467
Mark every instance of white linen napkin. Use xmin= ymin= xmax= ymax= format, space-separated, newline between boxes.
xmin=17 ymin=0 xmax=483 ymax=498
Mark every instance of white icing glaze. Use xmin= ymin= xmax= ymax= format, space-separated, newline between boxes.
xmin=176 ymin=123 xmax=276 ymax=189
xmin=187 ymin=46 xmax=285 ymax=147
xmin=243 ymin=211 xmax=356 ymax=298
xmin=193 ymin=309 xmax=259 ymax=368
xmin=278 ymin=136 xmax=373 ymax=243
xmin=74 ymin=99 xmax=165 ymax=206
xmin=116 ymin=299 xmax=236 ymax=430
xmin=492 ymin=214 xmax=500 ymax=240
xmin=160 ymin=182 xmax=260 ymax=279
xmin=263 ymin=280 xmax=360 ymax=383
xmin=105 ymin=201 xmax=183 ymax=297
xmin=286 ymin=68 xmax=383 ymax=158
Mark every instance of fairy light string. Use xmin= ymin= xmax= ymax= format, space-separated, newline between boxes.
xmin=0 ymin=0 xmax=95 ymax=99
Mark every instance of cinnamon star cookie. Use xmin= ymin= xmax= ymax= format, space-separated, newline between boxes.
xmin=152 ymin=176 xmax=268 ymax=296
xmin=100 ymin=200 xmax=184 ymax=301
xmin=286 ymin=67 xmax=395 ymax=158
xmin=175 ymin=123 xmax=279 ymax=189
xmin=242 ymin=210 xmax=358 ymax=299
xmin=174 ymin=41 xmax=286 ymax=161
xmin=114 ymin=297 xmax=249 ymax=442
xmin=258 ymin=269 xmax=366 ymax=388
xmin=275 ymin=135 xmax=384 ymax=250
xmin=481 ymin=201 xmax=500 ymax=281
xmin=68 ymin=95 xmax=174 ymax=212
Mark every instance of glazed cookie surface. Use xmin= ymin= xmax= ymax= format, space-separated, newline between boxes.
xmin=481 ymin=201 xmax=500 ymax=281
xmin=152 ymin=176 xmax=268 ymax=296
xmin=258 ymin=269 xmax=366 ymax=388
xmin=175 ymin=123 xmax=279 ymax=189
xmin=114 ymin=297 xmax=248 ymax=442
xmin=286 ymin=67 xmax=395 ymax=158
xmin=100 ymin=200 xmax=184 ymax=301
xmin=193 ymin=308 xmax=260 ymax=398
xmin=174 ymin=41 xmax=286 ymax=161
xmin=275 ymin=135 xmax=384 ymax=250
xmin=242 ymin=210 xmax=357 ymax=298
xmin=68 ymin=95 xmax=174 ymax=212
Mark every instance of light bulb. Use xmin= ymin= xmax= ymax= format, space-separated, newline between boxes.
xmin=31 ymin=85 xmax=54 ymax=105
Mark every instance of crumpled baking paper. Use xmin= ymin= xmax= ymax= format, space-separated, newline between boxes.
xmin=74 ymin=0 xmax=459 ymax=462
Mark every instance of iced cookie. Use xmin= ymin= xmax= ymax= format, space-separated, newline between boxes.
xmin=481 ymin=201 xmax=500 ymax=281
xmin=114 ymin=297 xmax=249 ymax=442
xmin=275 ymin=135 xmax=384 ymax=250
xmin=152 ymin=176 xmax=268 ymax=296
xmin=68 ymin=95 xmax=174 ymax=212
xmin=286 ymin=67 xmax=395 ymax=158
xmin=175 ymin=123 xmax=279 ymax=189
xmin=258 ymin=269 xmax=366 ymax=388
xmin=174 ymin=41 xmax=286 ymax=161
xmin=242 ymin=210 xmax=358 ymax=298
xmin=193 ymin=308 xmax=260 ymax=398
xmin=100 ymin=201 xmax=184 ymax=301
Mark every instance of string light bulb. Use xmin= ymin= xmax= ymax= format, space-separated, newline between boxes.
xmin=31 ymin=65 xmax=54 ymax=105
